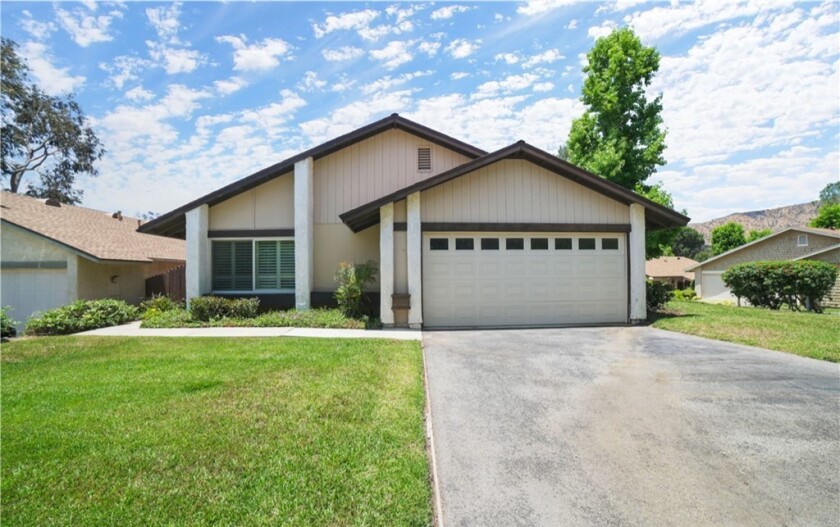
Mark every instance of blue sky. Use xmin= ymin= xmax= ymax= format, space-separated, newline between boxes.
xmin=2 ymin=1 xmax=838 ymax=222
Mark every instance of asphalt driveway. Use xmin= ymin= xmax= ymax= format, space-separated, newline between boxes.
xmin=423 ymin=327 xmax=840 ymax=526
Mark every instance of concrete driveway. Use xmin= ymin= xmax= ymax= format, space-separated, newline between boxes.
xmin=423 ymin=327 xmax=840 ymax=526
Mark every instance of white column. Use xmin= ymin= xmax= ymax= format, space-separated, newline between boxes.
xmin=407 ymin=192 xmax=423 ymax=329
xmin=629 ymin=203 xmax=647 ymax=323
xmin=294 ymin=157 xmax=314 ymax=310
xmin=380 ymin=203 xmax=395 ymax=327
xmin=66 ymin=255 xmax=79 ymax=303
xmin=185 ymin=204 xmax=210 ymax=307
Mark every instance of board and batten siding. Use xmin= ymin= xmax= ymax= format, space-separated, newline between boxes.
xmin=421 ymin=159 xmax=630 ymax=224
xmin=313 ymin=128 xmax=471 ymax=224
xmin=209 ymin=174 xmax=294 ymax=230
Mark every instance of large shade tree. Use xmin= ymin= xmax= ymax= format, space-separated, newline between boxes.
xmin=1 ymin=38 xmax=104 ymax=204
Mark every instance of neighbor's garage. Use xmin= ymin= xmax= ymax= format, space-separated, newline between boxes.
xmin=422 ymin=232 xmax=628 ymax=327
xmin=1 ymin=267 xmax=70 ymax=330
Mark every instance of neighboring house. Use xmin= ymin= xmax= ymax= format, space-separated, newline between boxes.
xmin=685 ymin=227 xmax=840 ymax=305
xmin=645 ymin=256 xmax=698 ymax=289
xmin=140 ymin=114 xmax=688 ymax=328
xmin=1 ymin=192 xmax=185 ymax=329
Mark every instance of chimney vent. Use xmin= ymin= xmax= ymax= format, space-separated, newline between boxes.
xmin=45 ymin=199 xmax=61 ymax=208
xmin=112 ymin=211 xmax=123 ymax=221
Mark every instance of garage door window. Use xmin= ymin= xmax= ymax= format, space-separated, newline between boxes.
xmin=530 ymin=238 xmax=549 ymax=250
xmin=579 ymin=238 xmax=596 ymax=250
xmin=456 ymin=238 xmax=474 ymax=250
xmin=481 ymin=238 xmax=499 ymax=250
xmin=506 ymin=238 xmax=524 ymax=250
xmin=602 ymin=238 xmax=619 ymax=250
xmin=430 ymin=238 xmax=449 ymax=250
xmin=555 ymin=238 xmax=572 ymax=250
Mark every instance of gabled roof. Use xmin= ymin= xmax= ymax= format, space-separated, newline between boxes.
xmin=339 ymin=141 xmax=691 ymax=232
xmin=0 ymin=191 xmax=184 ymax=263
xmin=645 ymin=256 xmax=698 ymax=279
xmin=794 ymin=243 xmax=840 ymax=261
xmin=685 ymin=226 xmax=840 ymax=271
xmin=139 ymin=114 xmax=487 ymax=238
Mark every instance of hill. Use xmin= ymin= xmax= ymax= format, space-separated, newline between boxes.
xmin=690 ymin=202 xmax=820 ymax=242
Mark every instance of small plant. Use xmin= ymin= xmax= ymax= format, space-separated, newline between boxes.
xmin=189 ymin=296 xmax=260 ymax=321
xmin=646 ymin=280 xmax=672 ymax=315
xmin=1 ymin=307 xmax=18 ymax=338
xmin=672 ymin=288 xmax=697 ymax=301
xmin=25 ymin=299 xmax=140 ymax=336
xmin=140 ymin=294 xmax=183 ymax=313
xmin=334 ymin=260 xmax=379 ymax=318
xmin=723 ymin=260 xmax=838 ymax=312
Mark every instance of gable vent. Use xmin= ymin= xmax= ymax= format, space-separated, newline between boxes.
xmin=417 ymin=147 xmax=432 ymax=171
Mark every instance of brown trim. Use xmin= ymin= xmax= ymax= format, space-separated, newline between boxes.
xmin=208 ymin=229 xmax=294 ymax=238
xmin=420 ymin=223 xmax=632 ymax=233
xmin=1 ymin=260 xmax=68 ymax=269
xmin=394 ymin=222 xmax=407 ymax=231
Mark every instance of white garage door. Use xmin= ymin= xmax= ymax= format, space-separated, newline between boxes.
xmin=423 ymin=232 xmax=627 ymax=328
xmin=1 ymin=268 xmax=69 ymax=330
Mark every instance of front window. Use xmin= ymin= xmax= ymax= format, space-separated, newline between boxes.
xmin=797 ymin=234 xmax=808 ymax=247
xmin=212 ymin=239 xmax=294 ymax=291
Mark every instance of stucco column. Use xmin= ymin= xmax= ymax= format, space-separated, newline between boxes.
xmin=629 ymin=203 xmax=646 ymax=323
xmin=294 ymin=157 xmax=314 ymax=310
xmin=66 ymin=255 xmax=79 ymax=304
xmin=379 ymin=203 xmax=395 ymax=326
xmin=407 ymin=192 xmax=423 ymax=328
xmin=185 ymin=204 xmax=210 ymax=307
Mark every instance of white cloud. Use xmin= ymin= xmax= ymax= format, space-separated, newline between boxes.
xmin=56 ymin=6 xmax=121 ymax=47
xmin=566 ymin=19 xmax=578 ymax=29
xmin=361 ymin=70 xmax=434 ymax=95
xmin=299 ymin=91 xmax=413 ymax=145
xmin=240 ymin=90 xmax=307 ymax=134
xmin=100 ymin=55 xmax=152 ymax=89
xmin=451 ymin=71 xmax=470 ymax=80
xmin=312 ymin=9 xmax=379 ymax=38
xmin=147 ymin=42 xmax=206 ymax=74
xmin=431 ymin=5 xmax=471 ymax=20
xmin=474 ymin=73 xmax=541 ymax=99
xmin=522 ymin=48 xmax=564 ymax=68
xmin=298 ymin=71 xmax=327 ymax=92
xmin=533 ymin=82 xmax=555 ymax=92
xmin=19 ymin=11 xmax=56 ymax=40
xmin=216 ymin=35 xmax=292 ymax=71
xmin=214 ymin=76 xmax=247 ymax=95
xmin=495 ymin=52 xmax=520 ymax=64
xmin=322 ymin=46 xmax=364 ymax=61
xmin=587 ymin=20 xmax=617 ymax=39
xmin=517 ymin=0 xmax=581 ymax=16
xmin=330 ymin=75 xmax=357 ymax=93
xmin=418 ymin=41 xmax=441 ymax=57
xmin=446 ymin=38 xmax=480 ymax=59
xmin=19 ymin=42 xmax=85 ymax=95
xmin=369 ymin=40 xmax=415 ymax=69
xmin=146 ymin=3 xmax=182 ymax=44
xmin=125 ymin=86 xmax=155 ymax=102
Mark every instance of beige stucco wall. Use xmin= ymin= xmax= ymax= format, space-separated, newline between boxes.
xmin=1 ymin=223 xmax=70 ymax=262
xmin=312 ymin=224 xmax=379 ymax=291
xmin=76 ymin=259 xmax=181 ymax=304
xmin=698 ymin=230 xmax=839 ymax=272
xmin=420 ymin=159 xmax=630 ymax=224
xmin=209 ymin=173 xmax=294 ymax=230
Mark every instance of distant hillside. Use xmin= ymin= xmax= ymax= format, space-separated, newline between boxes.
xmin=690 ymin=202 xmax=820 ymax=242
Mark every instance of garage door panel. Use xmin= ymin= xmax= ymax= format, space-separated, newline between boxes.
xmin=1 ymin=268 xmax=69 ymax=331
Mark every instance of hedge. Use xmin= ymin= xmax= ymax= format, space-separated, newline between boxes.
xmin=722 ymin=260 xmax=838 ymax=312
xmin=25 ymin=299 xmax=140 ymax=336
xmin=189 ymin=296 xmax=260 ymax=321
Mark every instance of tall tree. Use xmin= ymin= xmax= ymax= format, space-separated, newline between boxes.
xmin=810 ymin=203 xmax=840 ymax=229
xmin=746 ymin=228 xmax=772 ymax=243
xmin=1 ymin=38 xmax=104 ymax=204
xmin=711 ymin=222 xmax=746 ymax=256
xmin=671 ymin=227 xmax=706 ymax=259
xmin=556 ymin=143 xmax=569 ymax=161
xmin=819 ymin=181 xmax=840 ymax=204
xmin=567 ymin=27 xmax=666 ymax=191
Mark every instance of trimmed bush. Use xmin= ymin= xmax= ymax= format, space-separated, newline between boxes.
xmin=142 ymin=307 xmax=370 ymax=329
xmin=723 ymin=260 xmax=838 ymax=313
xmin=1 ymin=307 xmax=18 ymax=338
xmin=189 ymin=296 xmax=259 ymax=322
xmin=334 ymin=260 xmax=379 ymax=318
xmin=140 ymin=294 xmax=184 ymax=313
xmin=646 ymin=280 xmax=672 ymax=314
xmin=672 ymin=288 xmax=697 ymax=301
xmin=25 ymin=299 xmax=139 ymax=336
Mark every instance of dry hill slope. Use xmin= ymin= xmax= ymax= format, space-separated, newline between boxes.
xmin=690 ymin=202 xmax=819 ymax=242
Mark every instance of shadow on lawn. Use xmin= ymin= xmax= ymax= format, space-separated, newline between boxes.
xmin=647 ymin=310 xmax=700 ymax=324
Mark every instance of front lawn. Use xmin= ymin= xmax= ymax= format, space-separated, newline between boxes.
xmin=651 ymin=300 xmax=840 ymax=362
xmin=1 ymin=337 xmax=430 ymax=526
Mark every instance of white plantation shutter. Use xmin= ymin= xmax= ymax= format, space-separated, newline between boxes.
xmin=279 ymin=241 xmax=295 ymax=289
xmin=255 ymin=240 xmax=295 ymax=290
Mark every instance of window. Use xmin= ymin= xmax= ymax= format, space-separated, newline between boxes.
xmin=602 ymin=238 xmax=619 ymax=250
xmin=579 ymin=238 xmax=596 ymax=250
xmin=797 ymin=234 xmax=808 ymax=247
xmin=481 ymin=238 xmax=499 ymax=250
xmin=430 ymin=238 xmax=449 ymax=250
xmin=418 ymin=147 xmax=432 ymax=171
xmin=456 ymin=238 xmax=474 ymax=250
xmin=255 ymin=240 xmax=295 ymax=289
xmin=530 ymin=238 xmax=549 ymax=250
xmin=506 ymin=238 xmax=524 ymax=250
xmin=555 ymin=238 xmax=572 ymax=250
xmin=212 ymin=241 xmax=253 ymax=291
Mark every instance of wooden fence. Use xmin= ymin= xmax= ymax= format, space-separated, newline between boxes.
xmin=145 ymin=265 xmax=186 ymax=301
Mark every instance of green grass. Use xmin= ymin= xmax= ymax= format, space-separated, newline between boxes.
xmin=651 ymin=300 xmax=840 ymax=362
xmin=1 ymin=337 xmax=431 ymax=526
xmin=141 ymin=308 xmax=376 ymax=329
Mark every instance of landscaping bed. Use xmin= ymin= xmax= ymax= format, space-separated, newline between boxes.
xmin=141 ymin=306 xmax=374 ymax=329
xmin=1 ymin=336 xmax=431 ymax=526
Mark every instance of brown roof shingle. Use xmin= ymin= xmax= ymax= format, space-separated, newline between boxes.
xmin=645 ymin=256 xmax=698 ymax=280
xmin=1 ymin=192 xmax=185 ymax=263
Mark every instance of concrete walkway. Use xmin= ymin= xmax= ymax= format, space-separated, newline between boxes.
xmin=76 ymin=321 xmax=421 ymax=340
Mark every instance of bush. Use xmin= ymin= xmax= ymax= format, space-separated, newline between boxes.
xmin=25 ymin=299 xmax=139 ymax=336
xmin=141 ymin=307 xmax=193 ymax=328
xmin=189 ymin=296 xmax=259 ymax=321
xmin=723 ymin=260 xmax=838 ymax=313
xmin=140 ymin=294 xmax=183 ymax=313
xmin=646 ymin=280 xmax=672 ymax=314
xmin=142 ymin=307 xmax=370 ymax=330
xmin=1 ymin=307 xmax=18 ymax=338
xmin=672 ymin=288 xmax=697 ymax=301
xmin=334 ymin=260 xmax=379 ymax=318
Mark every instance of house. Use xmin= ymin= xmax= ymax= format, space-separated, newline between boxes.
xmin=685 ymin=227 xmax=840 ymax=305
xmin=139 ymin=114 xmax=689 ymax=328
xmin=0 ymin=192 xmax=185 ymax=329
xmin=645 ymin=256 xmax=698 ymax=289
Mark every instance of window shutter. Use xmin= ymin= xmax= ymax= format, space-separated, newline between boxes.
xmin=212 ymin=241 xmax=233 ymax=290
xmin=233 ymin=241 xmax=253 ymax=290
xmin=255 ymin=241 xmax=278 ymax=289
xmin=279 ymin=241 xmax=295 ymax=289
xmin=418 ymin=147 xmax=431 ymax=171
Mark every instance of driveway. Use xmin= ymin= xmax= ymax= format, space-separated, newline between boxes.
xmin=423 ymin=327 xmax=840 ymax=526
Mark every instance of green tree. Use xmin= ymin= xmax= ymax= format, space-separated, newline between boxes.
xmin=810 ymin=203 xmax=840 ymax=230
xmin=819 ymin=181 xmax=840 ymax=204
xmin=1 ymin=38 xmax=104 ymax=204
xmin=711 ymin=222 xmax=747 ymax=256
xmin=671 ymin=227 xmax=706 ymax=259
xmin=567 ymin=27 xmax=666 ymax=191
xmin=556 ymin=143 xmax=569 ymax=161
xmin=746 ymin=228 xmax=772 ymax=242
xmin=635 ymin=182 xmax=680 ymax=259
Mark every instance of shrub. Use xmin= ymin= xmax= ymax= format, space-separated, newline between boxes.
xmin=646 ymin=280 xmax=672 ymax=314
xmin=140 ymin=294 xmax=183 ymax=313
xmin=723 ymin=260 xmax=838 ymax=313
xmin=25 ymin=299 xmax=139 ymax=336
xmin=334 ymin=260 xmax=379 ymax=318
xmin=142 ymin=307 xmax=193 ymax=328
xmin=672 ymin=288 xmax=697 ymax=301
xmin=1 ymin=307 xmax=18 ymax=338
xmin=189 ymin=296 xmax=259 ymax=321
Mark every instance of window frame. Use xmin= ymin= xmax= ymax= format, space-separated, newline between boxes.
xmin=211 ymin=237 xmax=295 ymax=294
xmin=797 ymin=234 xmax=808 ymax=247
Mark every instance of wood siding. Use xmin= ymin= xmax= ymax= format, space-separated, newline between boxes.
xmin=699 ymin=230 xmax=840 ymax=272
xmin=314 ymin=129 xmax=470 ymax=224
xmin=209 ymin=174 xmax=294 ymax=230
xmin=420 ymin=159 xmax=630 ymax=224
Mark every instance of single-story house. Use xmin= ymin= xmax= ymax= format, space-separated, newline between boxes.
xmin=1 ymin=191 xmax=185 ymax=329
xmin=685 ymin=226 xmax=840 ymax=305
xmin=645 ymin=256 xmax=698 ymax=289
xmin=139 ymin=114 xmax=689 ymax=328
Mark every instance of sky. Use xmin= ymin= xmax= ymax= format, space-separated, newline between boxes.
xmin=1 ymin=0 xmax=838 ymax=223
